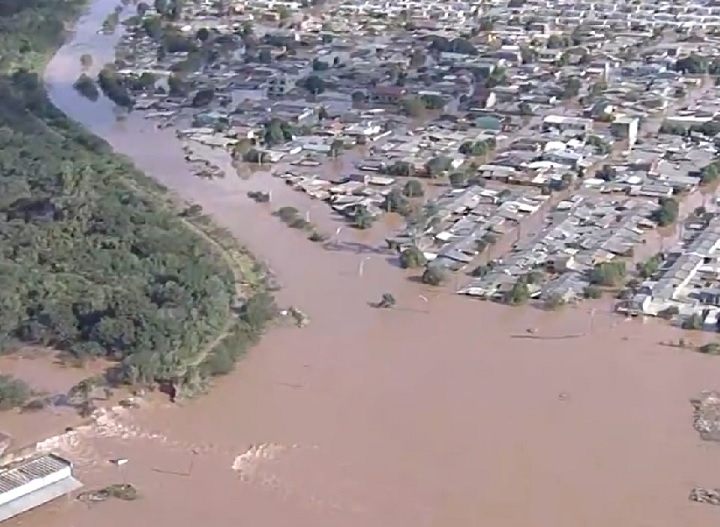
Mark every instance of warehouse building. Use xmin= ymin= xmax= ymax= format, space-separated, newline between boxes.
xmin=0 ymin=453 xmax=82 ymax=523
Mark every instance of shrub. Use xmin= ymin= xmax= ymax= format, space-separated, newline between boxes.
xmin=399 ymin=246 xmax=426 ymax=269
xmin=421 ymin=265 xmax=446 ymax=286
xmin=402 ymin=179 xmax=424 ymax=197
xmin=0 ymin=375 xmax=32 ymax=411
xmin=274 ymin=206 xmax=299 ymax=223
xmin=583 ymin=286 xmax=603 ymax=299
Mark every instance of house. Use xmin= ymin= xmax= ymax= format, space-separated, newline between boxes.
xmin=611 ymin=116 xmax=640 ymax=148
xmin=0 ymin=454 xmax=83 ymax=523
xmin=542 ymin=115 xmax=593 ymax=133
xmin=267 ymin=74 xmax=297 ymax=97
xmin=370 ymin=85 xmax=407 ymax=105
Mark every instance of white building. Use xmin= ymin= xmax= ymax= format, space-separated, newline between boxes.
xmin=0 ymin=454 xmax=82 ymax=523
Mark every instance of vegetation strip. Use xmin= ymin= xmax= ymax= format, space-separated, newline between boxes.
xmin=0 ymin=0 xmax=272 ymax=409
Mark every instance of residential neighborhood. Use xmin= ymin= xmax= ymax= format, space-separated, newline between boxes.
xmin=83 ymin=0 xmax=720 ymax=329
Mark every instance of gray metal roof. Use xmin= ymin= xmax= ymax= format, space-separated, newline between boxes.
xmin=0 ymin=454 xmax=71 ymax=496
xmin=0 ymin=474 xmax=81 ymax=523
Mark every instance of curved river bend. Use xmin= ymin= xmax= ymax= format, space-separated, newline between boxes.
xmin=12 ymin=1 xmax=720 ymax=526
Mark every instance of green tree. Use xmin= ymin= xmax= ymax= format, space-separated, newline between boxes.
xmin=459 ymin=141 xmax=489 ymax=157
xmin=421 ymin=265 xmax=446 ymax=286
xmin=651 ymin=197 xmax=679 ymax=227
xmin=243 ymin=148 xmax=270 ymax=163
xmin=674 ymin=54 xmax=709 ymax=74
xmin=263 ymin=118 xmax=293 ymax=145
xmin=583 ymin=286 xmax=603 ymax=299
xmin=329 ymin=139 xmax=343 ymax=158
xmin=562 ymin=77 xmax=582 ymax=99
xmin=353 ymin=205 xmax=375 ymax=229
xmin=449 ymin=172 xmax=467 ymax=188
xmin=73 ymin=73 xmax=99 ymax=101
xmin=420 ymin=93 xmax=445 ymax=110
xmin=518 ymin=102 xmax=533 ymax=116
xmin=191 ymin=88 xmax=214 ymax=107
xmin=701 ymin=161 xmax=720 ymax=185
xmin=154 ymin=0 xmax=168 ymax=14
xmin=547 ymin=34 xmax=567 ymax=48
xmin=544 ymin=294 xmax=566 ymax=310
xmin=425 ymin=156 xmax=452 ymax=177
xmin=312 ymin=58 xmax=329 ymax=71
xmin=399 ymin=246 xmax=426 ymax=269
xmin=277 ymin=5 xmax=291 ymax=20
xmin=80 ymin=53 xmax=93 ymax=69
xmin=387 ymin=161 xmax=414 ymax=177
xmin=682 ymin=313 xmax=704 ymax=330
xmin=505 ymin=279 xmax=530 ymax=305
xmin=384 ymin=188 xmax=410 ymax=215
xmin=97 ymin=66 xmax=134 ymax=107
xmin=478 ymin=17 xmax=495 ymax=31
xmin=0 ymin=0 xmax=275 ymax=394
xmin=195 ymin=27 xmax=210 ymax=42
xmin=0 ymin=375 xmax=32 ymax=411
xmin=401 ymin=97 xmax=425 ymax=118
xmin=698 ymin=342 xmax=720 ymax=355
xmin=300 ymin=74 xmax=325 ymax=95
xmin=589 ymin=261 xmax=627 ymax=287
xmin=637 ymin=253 xmax=663 ymax=279
xmin=402 ymin=179 xmax=424 ymax=197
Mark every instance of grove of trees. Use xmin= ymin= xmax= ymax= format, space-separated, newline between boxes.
xmin=0 ymin=0 xmax=272 ymax=404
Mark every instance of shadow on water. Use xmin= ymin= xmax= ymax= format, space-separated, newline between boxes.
xmin=385 ymin=255 xmax=403 ymax=269
xmin=322 ymin=240 xmax=392 ymax=256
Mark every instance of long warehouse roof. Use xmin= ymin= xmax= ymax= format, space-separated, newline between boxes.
xmin=0 ymin=454 xmax=71 ymax=495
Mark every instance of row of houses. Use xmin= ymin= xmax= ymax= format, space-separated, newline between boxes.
xmin=458 ymin=195 xmax=659 ymax=302
xmin=387 ymin=185 xmax=551 ymax=271
xmin=629 ymin=214 xmax=720 ymax=317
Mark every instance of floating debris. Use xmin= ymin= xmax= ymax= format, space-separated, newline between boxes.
xmin=691 ymin=391 xmax=720 ymax=441
xmin=374 ymin=293 xmax=396 ymax=309
xmin=77 ymin=483 xmax=139 ymax=503
xmin=288 ymin=306 xmax=309 ymax=327
xmin=689 ymin=487 xmax=720 ymax=506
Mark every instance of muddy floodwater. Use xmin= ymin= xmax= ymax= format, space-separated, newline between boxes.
xmin=4 ymin=2 xmax=720 ymax=526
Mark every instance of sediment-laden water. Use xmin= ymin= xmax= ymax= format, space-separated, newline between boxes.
xmin=3 ymin=2 xmax=720 ymax=526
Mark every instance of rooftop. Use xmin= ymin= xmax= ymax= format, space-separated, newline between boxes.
xmin=0 ymin=454 xmax=72 ymax=496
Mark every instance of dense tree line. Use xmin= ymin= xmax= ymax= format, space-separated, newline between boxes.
xmin=0 ymin=0 xmax=272 ymax=396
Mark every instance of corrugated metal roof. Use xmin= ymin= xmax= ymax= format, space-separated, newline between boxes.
xmin=0 ymin=475 xmax=82 ymax=523
xmin=0 ymin=455 xmax=70 ymax=496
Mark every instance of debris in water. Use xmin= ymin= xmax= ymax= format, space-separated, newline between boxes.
xmin=77 ymin=483 xmax=139 ymax=503
xmin=691 ymin=391 xmax=720 ymax=441
xmin=289 ymin=306 xmax=309 ymax=327
xmin=232 ymin=443 xmax=286 ymax=482
xmin=689 ymin=487 xmax=720 ymax=506
xmin=374 ymin=293 xmax=396 ymax=309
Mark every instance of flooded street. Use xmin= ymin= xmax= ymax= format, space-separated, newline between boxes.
xmin=6 ymin=1 xmax=720 ymax=526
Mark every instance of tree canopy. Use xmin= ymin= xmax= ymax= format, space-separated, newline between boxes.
xmin=0 ymin=0 xmax=271 ymax=395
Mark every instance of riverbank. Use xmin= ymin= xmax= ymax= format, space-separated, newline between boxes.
xmin=8 ymin=1 xmax=720 ymax=527
xmin=0 ymin=0 xmax=273 ymax=422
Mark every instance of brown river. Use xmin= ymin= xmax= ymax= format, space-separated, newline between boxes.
xmin=2 ymin=2 xmax=720 ymax=526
